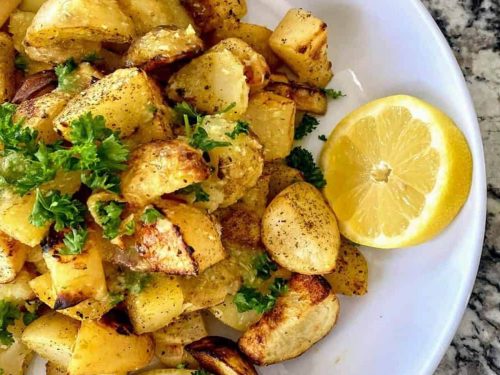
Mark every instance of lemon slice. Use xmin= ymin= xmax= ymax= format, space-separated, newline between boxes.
xmin=320 ymin=95 xmax=472 ymax=248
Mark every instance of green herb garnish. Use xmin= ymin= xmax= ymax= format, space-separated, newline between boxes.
xmin=225 ymin=120 xmax=250 ymax=139
xmin=321 ymin=88 xmax=345 ymax=99
xmin=286 ymin=147 xmax=326 ymax=189
xmin=141 ymin=207 xmax=163 ymax=224
xmin=253 ymin=253 xmax=278 ymax=280
xmin=0 ymin=300 xmax=21 ymax=346
xmin=124 ymin=271 xmax=152 ymax=295
xmin=318 ymin=134 xmax=327 ymax=141
xmin=82 ymin=52 xmax=102 ymax=63
xmin=294 ymin=114 xmax=319 ymax=140
xmin=60 ymin=227 xmax=88 ymax=255
xmin=234 ymin=278 xmax=288 ymax=314
xmin=190 ymin=126 xmax=230 ymax=152
xmin=177 ymin=183 xmax=209 ymax=202
xmin=14 ymin=55 xmax=28 ymax=71
xmin=95 ymin=200 xmax=125 ymax=239
xmin=55 ymin=58 xmax=78 ymax=93
xmin=0 ymin=103 xmax=38 ymax=154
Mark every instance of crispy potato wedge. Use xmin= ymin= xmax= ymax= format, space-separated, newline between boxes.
xmin=55 ymin=68 xmax=173 ymax=145
xmin=42 ymin=230 xmax=108 ymax=309
xmin=125 ymin=25 xmax=204 ymax=70
xmin=209 ymin=294 xmax=261 ymax=332
xmin=262 ymin=182 xmax=340 ymax=274
xmin=121 ymin=140 xmax=210 ymax=207
xmin=211 ymin=21 xmax=281 ymax=70
xmin=263 ymin=160 xmax=304 ymax=202
xmin=218 ymin=207 xmax=261 ymax=248
xmin=13 ymin=91 xmax=70 ymax=144
xmin=243 ymin=92 xmax=296 ymax=161
xmin=29 ymin=273 xmax=113 ymax=320
xmin=22 ymin=312 xmax=80 ymax=369
xmin=0 ymin=268 xmax=35 ymax=301
xmin=126 ymin=274 xmax=184 ymax=334
xmin=118 ymin=0 xmax=194 ymax=35
xmin=186 ymin=336 xmax=257 ymax=375
xmin=167 ymin=50 xmax=249 ymax=120
xmin=239 ymin=274 xmax=340 ymax=365
xmin=68 ymin=316 xmax=154 ymax=375
xmin=324 ymin=241 xmax=368 ymax=296
xmin=0 ymin=33 xmax=16 ymax=103
xmin=269 ymin=9 xmax=333 ymax=87
xmin=156 ymin=200 xmax=226 ymax=273
xmin=193 ymin=116 xmax=263 ymax=212
xmin=0 ymin=0 xmax=22 ymax=28
xmin=182 ymin=0 xmax=247 ymax=32
xmin=154 ymin=343 xmax=198 ymax=368
xmin=266 ymin=73 xmax=328 ymax=115
xmin=24 ymin=0 xmax=135 ymax=46
xmin=0 ymin=232 xmax=29 ymax=283
xmin=210 ymin=38 xmax=270 ymax=93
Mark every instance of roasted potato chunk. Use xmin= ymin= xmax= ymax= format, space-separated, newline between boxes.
xmin=186 ymin=336 xmax=257 ymax=375
xmin=118 ymin=0 xmax=194 ymax=35
xmin=19 ymin=0 xmax=47 ymax=12
xmin=243 ymin=92 xmax=296 ymax=161
xmin=0 ymin=268 xmax=35 ymax=301
xmin=210 ymin=38 xmax=270 ymax=93
xmin=68 ymin=317 xmax=154 ymax=375
xmin=209 ymin=294 xmax=261 ymax=331
xmin=24 ymin=0 xmax=135 ymax=46
xmin=0 ymin=334 xmax=33 ymax=375
xmin=29 ymin=273 xmax=113 ymax=320
xmin=13 ymin=91 xmax=70 ymax=144
xmin=22 ymin=312 xmax=80 ymax=369
xmin=0 ymin=232 xmax=29 ymax=283
xmin=25 ymin=40 xmax=101 ymax=65
xmin=266 ymin=73 xmax=328 ymax=115
xmin=324 ymin=241 xmax=368 ymax=296
xmin=0 ymin=33 xmax=15 ymax=103
xmin=42 ymin=230 xmax=108 ymax=309
xmin=121 ymin=140 xmax=210 ymax=207
xmin=194 ymin=116 xmax=263 ymax=211
xmin=8 ymin=10 xmax=35 ymax=53
xmin=124 ymin=25 xmax=204 ymax=70
xmin=269 ymin=9 xmax=333 ymax=87
xmin=262 ymin=182 xmax=340 ymax=274
xmin=238 ymin=274 xmax=340 ymax=365
xmin=218 ymin=207 xmax=261 ymax=248
xmin=263 ymin=161 xmax=304 ymax=202
xmin=167 ymin=50 xmax=249 ymax=120
xmin=233 ymin=174 xmax=270 ymax=218
xmin=126 ymin=274 xmax=184 ymax=334
xmin=182 ymin=0 xmax=247 ymax=32
xmin=0 ymin=0 xmax=21 ymax=28
xmin=55 ymin=68 xmax=173 ymax=145
xmin=211 ymin=21 xmax=281 ymax=70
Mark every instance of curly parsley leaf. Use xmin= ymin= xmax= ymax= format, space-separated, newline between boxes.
xmin=190 ymin=126 xmax=230 ymax=151
xmin=321 ymin=88 xmax=345 ymax=100
xmin=14 ymin=55 xmax=28 ymax=71
xmin=0 ymin=103 xmax=38 ymax=154
xmin=318 ymin=134 xmax=327 ymax=142
xmin=225 ymin=120 xmax=250 ymax=139
xmin=141 ymin=207 xmax=163 ymax=224
xmin=59 ymin=227 xmax=88 ymax=255
xmin=81 ymin=171 xmax=121 ymax=193
xmin=29 ymin=189 xmax=86 ymax=231
xmin=294 ymin=114 xmax=319 ymax=140
xmin=95 ymin=200 xmax=125 ymax=239
xmin=69 ymin=113 xmax=111 ymax=145
xmin=22 ymin=301 xmax=40 ymax=326
xmin=173 ymin=101 xmax=202 ymax=124
xmin=123 ymin=219 xmax=136 ymax=236
xmin=55 ymin=58 xmax=78 ymax=93
xmin=82 ymin=52 xmax=102 ymax=63
xmin=177 ymin=183 xmax=209 ymax=202
xmin=0 ymin=300 xmax=21 ymax=346
xmin=253 ymin=253 xmax=278 ymax=280
xmin=286 ymin=147 xmax=326 ymax=189
xmin=124 ymin=271 xmax=152 ymax=295
xmin=234 ymin=278 xmax=288 ymax=314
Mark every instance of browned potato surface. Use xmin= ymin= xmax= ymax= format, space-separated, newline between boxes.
xmin=182 ymin=0 xmax=247 ymax=32
xmin=238 ymin=274 xmax=340 ymax=365
xmin=0 ymin=232 xmax=29 ymax=283
xmin=0 ymin=268 xmax=35 ymax=301
xmin=263 ymin=161 xmax=304 ymax=202
xmin=0 ymin=33 xmax=15 ymax=103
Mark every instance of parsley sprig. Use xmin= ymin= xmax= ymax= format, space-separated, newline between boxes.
xmin=60 ymin=227 xmax=89 ymax=255
xmin=225 ymin=120 xmax=250 ymax=139
xmin=177 ymin=183 xmax=209 ymax=202
xmin=55 ymin=58 xmax=78 ymax=93
xmin=294 ymin=114 xmax=319 ymax=140
xmin=253 ymin=253 xmax=278 ymax=280
xmin=0 ymin=103 xmax=38 ymax=154
xmin=95 ymin=200 xmax=125 ymax=239
xmin=0 ymin=300 xmax=20 ymax=346
xmin=141 ymin=207 xmax=164 ymax=224
xmin=234 ymin=278 xmax=288 ymax=314
xmin=108 ymin=271 xmax=153 ymax=305
xmin=286 ymin=147 xmax=326 ymax=189
xmin=321 ymin=88 xmax=345 ymax=99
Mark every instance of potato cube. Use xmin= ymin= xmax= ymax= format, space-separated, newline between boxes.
xmin=0 ymin=232 xmax=29 ymax=283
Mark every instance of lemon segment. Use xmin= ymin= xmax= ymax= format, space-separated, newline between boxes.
xmin=320 ymin=95 xmax=472 ymax=248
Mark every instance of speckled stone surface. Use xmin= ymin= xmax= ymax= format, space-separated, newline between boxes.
xmin=420 ymin=1 xmax=500 ymax=374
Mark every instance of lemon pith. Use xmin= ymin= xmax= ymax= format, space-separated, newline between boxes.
xmin=320 ymin=95 xmax=472 ymax=249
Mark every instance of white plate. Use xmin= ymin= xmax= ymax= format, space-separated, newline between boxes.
xmin=28 ymin=0 xmax=487 ymax=374
xmin=246 ymin=0 xmax=486 ymax=374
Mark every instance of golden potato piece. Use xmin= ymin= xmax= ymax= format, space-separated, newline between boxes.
xmin=218 ymin=207 xmax=261 ymax=248
xmin=118 ymin=0 xmax=194 ymax=35
xmin=210 ymin=38 xmax=270 ymax=93
xmin=0 ymin=336 xmax=33 ymax=375
xmin=209 ymin=294 xmax=261 ymax=332
xmin=22 ymin=312 xmax=80 ymax=369
xmin=182 ymin=0 xmax=247 ymax=33
xmin=167 ymin=50 xmax=249 ymax=120
xmin=324 ymin=241 xmax=368 ymax=296
xmin=233 ymin=173 xmax=270 ymax=218
xmin=0 ymin=232 xmax=29 ymax=283
xmin=126 ymin=274 xmax=184 ymax=334
xmin=55 ymin=68 xmax=173 ymax=144
xmin=121 ymin=140 xmax=209 ymax=207
xmin=243 ymin=92 xmax=296 ymax=161
xmin=0 ymin=33 xmax=15 ymax=103
xmin=0 ymin=268 xmax=35 ymax=302
xmin=68 ymin=317 xmax=154 ymax=375
xmin=238 ymin=274 xmax=340 ymax=365
xmin=186 ymin=336 xmax=257 ymax=375
xmin=263 ymin=160 xmax=304 ymax=202
xmin=269 ymin=9 xmax=333 ymax=87
xmin=0 ymin=0 xmax=22 ymax=28
xmin=262 ymin=182 xmax=340 ymax=274
xmin=19 ymin=0 xmax=47 ymax=12
xmin=125 ymin=25 xmax=204 ymax=70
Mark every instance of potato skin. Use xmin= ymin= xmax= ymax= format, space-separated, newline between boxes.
xmin=121 ymin=140 xmax=210 ymax=207
xmin=186 ymin=336 xmax=258 ymax=375
xmin=0 ymin=33 xmax=15 ymax=103
xmin=182 ymin=0 xmax=247 ymax=33
xmin=0 ymin=232 xmax=29 ymax=283
xmin=238 ymin=274 xmax=340 ymax=365
xmin=262 ymin=182 xmax=340 ymax=274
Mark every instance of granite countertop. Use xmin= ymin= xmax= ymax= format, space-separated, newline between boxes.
xmin=420 ymin=1 xmax=500 ymax=374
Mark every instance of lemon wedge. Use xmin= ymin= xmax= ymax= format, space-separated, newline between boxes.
xmin=320 ymin=95 xmax=472 ymax=248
